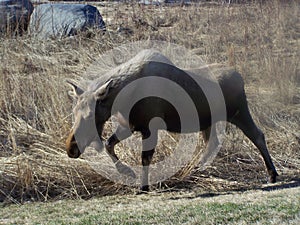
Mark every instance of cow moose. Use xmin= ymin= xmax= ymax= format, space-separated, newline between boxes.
xmin=66 ymin=49 xmax=278 ymax=192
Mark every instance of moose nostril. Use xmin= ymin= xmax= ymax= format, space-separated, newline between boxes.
xmin=66 ymin=138 xmax=81 ymax=158
xmin=67 ymin=144 xmax=81 ymax=158
xmin=66 ymin=133 xmax=80 ymax=158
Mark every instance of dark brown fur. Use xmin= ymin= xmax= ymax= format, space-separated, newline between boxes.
xmin=66 ymin=50 xmax=278 ymax=191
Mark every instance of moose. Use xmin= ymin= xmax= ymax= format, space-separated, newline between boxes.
xmin=66 ymin=49 xmax=278 ymax=192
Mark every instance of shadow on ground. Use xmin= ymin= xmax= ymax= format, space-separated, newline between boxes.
xmin=168 ymin=178 xmax=300 ymax=200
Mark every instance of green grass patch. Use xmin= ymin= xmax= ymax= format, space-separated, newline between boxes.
xmin=1 ymin=188 xmax=299 ymax=224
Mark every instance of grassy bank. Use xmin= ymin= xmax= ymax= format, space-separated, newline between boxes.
xmin=1 ymin=185 xmax=299 ymax=224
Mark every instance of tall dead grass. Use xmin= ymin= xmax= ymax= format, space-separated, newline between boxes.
xmin=0 ymin=0 xmax=299 ymax=203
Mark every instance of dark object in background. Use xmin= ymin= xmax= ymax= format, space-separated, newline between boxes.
xmin=29 ymin=3 xmax=106 ymax=39
xmin=0 ymin=0 xmax=34 ymax=35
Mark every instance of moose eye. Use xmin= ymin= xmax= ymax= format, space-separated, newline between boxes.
xmin=81 ymin=108 xmax=94 ymax=120
xmin=85 ymin=113 xmax=94 ymax=120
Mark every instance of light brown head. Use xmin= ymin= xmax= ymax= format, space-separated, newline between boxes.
xmin=65 ymin=79 xmax=113 ymax=158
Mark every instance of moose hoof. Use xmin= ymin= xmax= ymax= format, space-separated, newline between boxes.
xmin=269 ymin=175 xmax=277 ymax=184
xmin=268 ymin=170 xmax=278 ymax=183
xmin=136 ymin=185 xmax=149 ymax=195
xmin=269 ymin=176 xmax=276 ymax=183
xmin=115 ymin=161 xmax=136 ymax=179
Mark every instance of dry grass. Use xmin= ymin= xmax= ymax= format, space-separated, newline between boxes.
xmin=0 ymin=0 xmax=299 ymax=203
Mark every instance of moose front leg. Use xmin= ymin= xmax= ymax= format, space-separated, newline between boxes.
xmin=105 ymin=133 xmax=120 ymax=163
xmin=141 ymin=149 xmax=155 ymax=192
xmin=140 ymin=129 xmax=157 ymax=192
xmin=105 ymin=125 xmax=136 ymax=178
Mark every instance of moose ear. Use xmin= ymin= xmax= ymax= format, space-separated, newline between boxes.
xmin=94 ymin=79 xmax=113 ymax=100
xmin=66 ymin=79 xmax=85 ymax=97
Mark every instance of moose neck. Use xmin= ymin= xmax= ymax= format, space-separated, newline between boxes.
xmin=93 ymin=60 xmax=145 ymax=124
xmin=99 ymin=76 xmax=137 ymax=121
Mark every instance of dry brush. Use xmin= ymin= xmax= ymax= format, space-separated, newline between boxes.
xmin=0 ymin=0 xmax=299 ymax=203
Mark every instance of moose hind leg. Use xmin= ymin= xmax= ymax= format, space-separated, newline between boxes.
xmin=231 ymin=109 xmax=278 ymax=183
xmin=105 ymin=125 xmax=136 ymax=178
xmin=200 ymin=124 xmax=220 ymax=169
